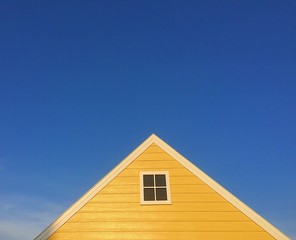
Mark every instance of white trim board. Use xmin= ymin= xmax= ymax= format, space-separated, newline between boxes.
xmin=35 ymin=134 xmax=290 ymax=240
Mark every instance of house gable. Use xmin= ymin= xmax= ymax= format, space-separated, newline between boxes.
xmin=36 ymin=134 xmax=289 ymax=240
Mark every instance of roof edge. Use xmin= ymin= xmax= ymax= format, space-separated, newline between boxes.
xmin=152 ymin=135 xmax=290 ymax=240
xmin=35 ymin=134 xmax=157 ymax=240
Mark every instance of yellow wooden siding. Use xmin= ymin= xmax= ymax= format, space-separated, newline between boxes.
xmin=49 ymin=143 xmax=275 ymax=240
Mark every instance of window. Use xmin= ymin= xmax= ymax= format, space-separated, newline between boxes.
xmin=140 ymin=171 xmax=171 ymax=204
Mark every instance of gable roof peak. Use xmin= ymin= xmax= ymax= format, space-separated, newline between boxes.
xmin=35 ymin=134 xmax=290 ymax=240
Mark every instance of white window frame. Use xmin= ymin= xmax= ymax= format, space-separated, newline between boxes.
xmin=140 ymin=171 xmax=171 ymax=205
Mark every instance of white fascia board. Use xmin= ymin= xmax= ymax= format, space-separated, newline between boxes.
xmin=152 ymin=135 xmax=290 ymax=240
xmin=35 ymin=134 xmax=157 ymax=240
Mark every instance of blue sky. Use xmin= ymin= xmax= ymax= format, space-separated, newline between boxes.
xmin=0 ymin=1 xmax=295 ymax=239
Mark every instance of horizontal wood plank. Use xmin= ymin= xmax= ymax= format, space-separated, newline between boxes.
xmin=49 ymin=231 xmax=274 ymax=240
xmin=128 ymin=160 xmax=183 ymax=169
xmin=171 ymin=184 xmax=215 ymax=193
xmin=118 ymin=168 xmax=195 ymax=177
xmin=136 ymin=153 xmax=175 ymax=161
xmin=69 ymin=211 xmax=250 ymax=222
xmin=80 ymin=202 xmax=238 ymax=212
xmin=59 ymin=221 xmax=263 ymax=232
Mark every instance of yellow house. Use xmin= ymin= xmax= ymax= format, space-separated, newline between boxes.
xmin=35 ymin=134 xmax=289 ymax=240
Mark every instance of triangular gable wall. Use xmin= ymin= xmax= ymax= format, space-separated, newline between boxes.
xmin=35 ymin=134 xmax=289 ymax=240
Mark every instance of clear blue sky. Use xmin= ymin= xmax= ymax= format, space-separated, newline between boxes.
xmin=0 ymin=1 xmax=295 ymax=239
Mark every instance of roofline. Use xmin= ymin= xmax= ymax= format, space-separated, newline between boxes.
xmin=35 ymin=133 xmax=290 ymax=240
xmin=35 ymin=134 xmax=157 ymax=240
xmin=152 ymin=134 xmax=290 ymax=240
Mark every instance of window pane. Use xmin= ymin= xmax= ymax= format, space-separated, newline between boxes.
xmin=143 ymin=175 xmax=154 ymax=186
xmin=156 ymin=188 xmax=167 ymax=200
xmin=144 ymin=188 xmax=155 ymax=201
xmin=155 ymin=174 xmax=166 ymax=186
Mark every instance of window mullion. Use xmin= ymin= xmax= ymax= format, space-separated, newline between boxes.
xmin=153 ymin=174 xmax=157 ymax=201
